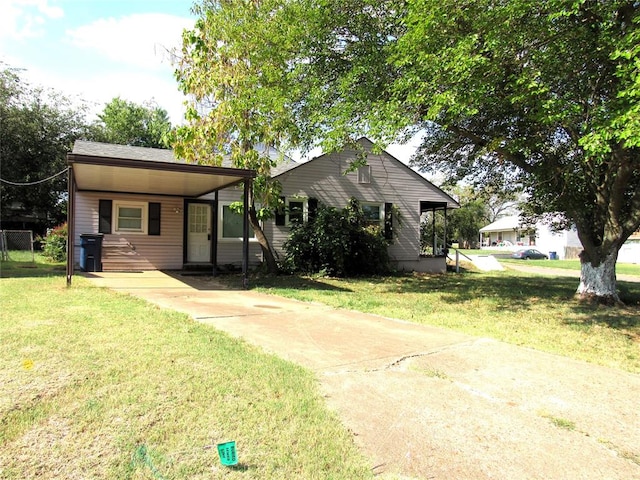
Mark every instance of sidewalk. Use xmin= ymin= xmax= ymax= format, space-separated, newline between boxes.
xmin=85 ymin=271 xmax=640 ymax=479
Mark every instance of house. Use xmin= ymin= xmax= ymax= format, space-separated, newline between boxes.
xmin=66 ymin=138 xmax=458 ymax=282
xmin=479 ymin=215 xmax=582 ymax=260
xmin=66 ymin=141 xmax=255 ymax=285
xmin=618 ymin=229 xmax=640 ymax=264
xmin=267 ymin=137 xmax=459 ymax=272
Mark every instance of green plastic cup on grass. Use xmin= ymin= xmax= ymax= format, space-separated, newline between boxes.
xmin=217 ymin=441 xmax=238 ymax=466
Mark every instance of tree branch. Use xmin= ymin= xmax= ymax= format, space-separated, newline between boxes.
xmin=446 ymin=124 xmax=533 ymax=173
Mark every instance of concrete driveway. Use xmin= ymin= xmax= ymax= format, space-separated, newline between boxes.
xmin=84 ymin=271 xmax=640 ymax=479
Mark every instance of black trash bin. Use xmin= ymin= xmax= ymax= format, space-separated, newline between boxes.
xmin=79 ymin=234 xmax=104 ymax=272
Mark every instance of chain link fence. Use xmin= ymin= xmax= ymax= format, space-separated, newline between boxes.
xmin=0 ymin=230 xmax=35 ymax=262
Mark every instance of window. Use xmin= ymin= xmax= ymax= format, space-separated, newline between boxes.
xmin=276 ymin=197 xmax=317 ymax=227
xmin=113 ymin=201 xmax=146 ymax=233
xmin=358 ymin=165 xmax=371 ymax=184
xmin=287 ymin=197 xmax=308 ymax=226
xmin=219 ymin=204 xmax=255 ymax=240
xmin=362 ymin=202 xmax=383 ymax=226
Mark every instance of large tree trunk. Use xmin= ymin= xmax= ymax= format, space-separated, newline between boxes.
xmin=248 ymin=204 xmax=279 ymax=274
xmin=577 ymin=249 xmax=620 ymax=305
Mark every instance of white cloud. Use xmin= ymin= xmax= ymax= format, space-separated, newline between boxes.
xmin=0 ymin=0 xmax=64 ymax=44
xmin=66 ymin=13 xmax=193 ymax=70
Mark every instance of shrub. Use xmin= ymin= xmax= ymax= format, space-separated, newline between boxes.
xmin=282 ymin=198 xmax=390 ymax=276
xmin=41 ymin=223 xmax=67 ymax=262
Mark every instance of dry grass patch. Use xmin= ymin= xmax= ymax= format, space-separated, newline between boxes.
xmin=0 ymin=274 xmax=372 ymax=479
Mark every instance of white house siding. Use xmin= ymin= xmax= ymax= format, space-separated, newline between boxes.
xmin=201 ymin=187 xmax=264 ymax=267
xmin=619 ymin=232 xmax=640 ymax=264
xmin=73 ymin=191 xmax=183 ymax=270
xmin=266 ymin=141 xmax=455 ymax=270
xmin=535 ymin=226 xmax=582 ymax=260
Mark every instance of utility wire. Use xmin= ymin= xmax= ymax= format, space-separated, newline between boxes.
xmin=0 ymin=167 xmax=69 ymax=186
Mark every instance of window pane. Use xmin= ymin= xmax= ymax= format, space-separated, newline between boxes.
xmin=189 ymin=204 xmax=209 ymax=233
xmin=222 ymin=206 xmax=243 ymax=238
xmin=119 ymin=218 xmax=142 ymax=229
xmin=289 ymin=201 xmax=304 ymax=224
xmin=117 ymin=206 xmax=143 ymax=231
xmin=362 ymin=204 xmax=380 ymax=223
xmin=358 ymin=165 xmax=371 ymax=184
xmin=222 ymin=206 xmax=254 ymax=238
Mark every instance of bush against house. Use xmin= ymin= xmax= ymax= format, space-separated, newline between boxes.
xmin=282 ymin=198 xmax=390 ymax=277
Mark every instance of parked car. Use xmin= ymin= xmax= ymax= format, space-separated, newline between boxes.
xmin=511 ymin=248 xmax=549 ymax=260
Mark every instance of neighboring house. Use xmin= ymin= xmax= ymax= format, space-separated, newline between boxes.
xmin=618 ymin=229 xmax=640 ymax=264
xmin=67 ymin=138 xmax=458 ymax=280
xmin=479 ymin=215 xmax=583 ymax=260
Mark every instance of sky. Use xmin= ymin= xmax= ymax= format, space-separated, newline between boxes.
xmin=0 ymin=0 xmax=421 ymax=163
xmin=1 ymin=0 xmax=196 ymax=125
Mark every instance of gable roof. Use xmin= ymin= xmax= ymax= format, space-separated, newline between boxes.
xmin=272 ymin=137 xmax=459 ymax=209
xmin=69 ymin=140 xmax=255 ymax=198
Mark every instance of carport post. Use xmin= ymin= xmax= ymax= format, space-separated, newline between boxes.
xmin=242 ymin=179 xmax=251 ymax=289
xmin=66 ymin=166 xmax=75 ymax=286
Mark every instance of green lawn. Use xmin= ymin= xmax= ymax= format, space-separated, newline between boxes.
xmin=0 ymin=264 xmax=372 ymax=479
xmin=243 ymin=271 xmax=640 ymax=374
xmin=498 ymin=257 xmax=640 ymax=276
xmin=456 ymin=250 xmax=640 ymax=276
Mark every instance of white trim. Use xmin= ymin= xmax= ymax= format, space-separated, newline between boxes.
xmin=113 ymin=201 xmax=147 ymax=234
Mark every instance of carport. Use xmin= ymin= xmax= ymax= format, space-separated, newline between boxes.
xmin=66 ymin=142 xmax=256 ymax=287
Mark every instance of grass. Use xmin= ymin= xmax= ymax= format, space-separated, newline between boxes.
xmin=241 ymin=271 xmax=640 ymax=374
xmin=539 ymin=412 xmax=577 ymax=431
xmin=0 ymin=262 xmax=373 ymax=479
xmin=498 ymin=257 xmax=640 ymax=276
xmin=0 ymin=252 xmax=64 ymax=277
xmin=455 ymin=249 xmax=640 ymax=276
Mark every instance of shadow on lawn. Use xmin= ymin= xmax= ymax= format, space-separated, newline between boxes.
xmin=221 ymin=272 xmax=354 ymax=293
xmin=0 ymin=260 xmax=65 ymax=278
xmin=394 ymin=271 xmax=640 ymax=331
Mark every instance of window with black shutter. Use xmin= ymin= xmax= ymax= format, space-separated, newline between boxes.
xmin=384 ymin=203 xmax=393 ymax=240
xmin=98 ymin=199 xmax=112 ymax=234
xmin=148 ymin=202 xmax=161 ymax=235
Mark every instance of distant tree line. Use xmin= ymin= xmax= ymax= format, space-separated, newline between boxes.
xmin=0 ymin=65 xmax=172 ymax=235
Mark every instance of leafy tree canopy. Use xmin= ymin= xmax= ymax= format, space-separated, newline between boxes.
xmin=89 ymin=97 xmax=172 ymax=148
xmin=0 ymin=66 xmax=89 ymax=233
xmin=185 ymin=0 xmax=638 ymax=303
xmin=171 ymin=0 xmax=311 ymax=272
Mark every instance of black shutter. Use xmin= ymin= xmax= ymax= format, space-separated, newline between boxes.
xmin=148 ymin=202 xmax=161 ymax=235
xmin=308 ymin=198 xmax=318 ymax=222
xmin=275 ymin=196 xmax=286 ymax=226
xmin=98 ymin=200 xmax=112 ymax=234
xmin=384 ymin=202 xmax=393 ymax=240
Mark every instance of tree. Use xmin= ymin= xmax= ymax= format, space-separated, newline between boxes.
xmin=226 ymin=0 xmax=638 ymax=304
xmin=89 ymin=97 xmax=172 ymax=148
xmin=177 ymin=1 xmax=639 ymax=302
xmin=391 ymin=1 xmax=640 ymax=304
xmin=0 ymin=66 xmax=89 ymax=234
xmin=171 ymin=0 xmax=305 ymax=273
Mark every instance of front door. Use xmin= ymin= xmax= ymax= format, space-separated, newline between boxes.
xmin=187 ymin=203 xmax=212 ymax=263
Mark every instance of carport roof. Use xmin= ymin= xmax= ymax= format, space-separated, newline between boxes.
xmin=68 ymin=140 xmax=255 ymax=198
